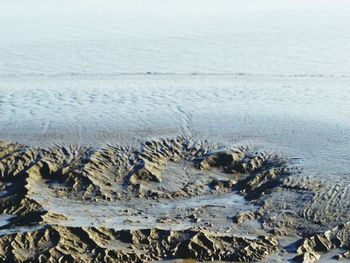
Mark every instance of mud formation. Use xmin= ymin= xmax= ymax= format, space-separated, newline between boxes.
xmin=1 ymin=137 xmax=350 ymax=262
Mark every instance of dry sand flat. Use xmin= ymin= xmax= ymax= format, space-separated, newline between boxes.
xmin=0 ymin=136 xmax=350 ymax=262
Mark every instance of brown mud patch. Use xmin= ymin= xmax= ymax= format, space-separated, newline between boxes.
xmin=0 ymin=136 xmax=349 ymax=262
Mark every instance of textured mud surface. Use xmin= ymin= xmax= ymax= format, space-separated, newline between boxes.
xmin=0 ymin=136 xmax=349 ymax=262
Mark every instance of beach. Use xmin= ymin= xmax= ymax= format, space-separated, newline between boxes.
xmin=1 ymin=0 xmax=350 ymax=262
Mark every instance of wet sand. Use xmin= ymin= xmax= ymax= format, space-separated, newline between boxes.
xmin=1 ymin=76 xmax=350 ymax=262
xmin=1 ymin=137 xmax=350 ymax=262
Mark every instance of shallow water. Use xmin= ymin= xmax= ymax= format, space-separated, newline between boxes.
xmin=35 ymin=190 xmax=252 ymax=231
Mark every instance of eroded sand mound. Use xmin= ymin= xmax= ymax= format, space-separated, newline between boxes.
xmin=0 ymin=137 xmax=349 ymax=262
xmin=0 ymin=226 xmax=279 ymax=262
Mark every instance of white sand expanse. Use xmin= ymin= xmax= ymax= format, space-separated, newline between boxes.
xmin=1 ymin=75 xmax=350 ymax=184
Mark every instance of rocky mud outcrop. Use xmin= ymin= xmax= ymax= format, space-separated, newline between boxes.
xmin=0 ymin=137 xmax=349 ymax=262
xmin=0 ymin=226 xmax=279 ymax=262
